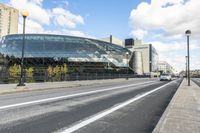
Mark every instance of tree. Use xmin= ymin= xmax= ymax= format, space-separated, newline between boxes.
xmin=47 ymin=66 xmax=54 ymax=81
xmin=61 ymin=63 xmax=68 ymax=74
xmin=9 ymin=64 xmax=21 ymax=77
xmin=47 ymin=66 xmax=53 ymax=77
xmin=53 ymin=65 xmax=61 ymax=81
xmin=8 ymin=64 xmax=21 ymax=83
xmin=61 ymin=63 xmax=69 ymax=80
xmin=25 ymin=67 xmax=34 ymax=83
xmin=26 ymin=67 xmax=34 ymax=78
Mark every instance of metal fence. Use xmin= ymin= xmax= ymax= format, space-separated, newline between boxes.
xmin=0 ymin=72 xmax=148 ymax=84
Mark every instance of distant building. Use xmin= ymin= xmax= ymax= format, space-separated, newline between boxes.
xmin=179 ymin=69 xmax=200 ymax=78
xmin=158 ymin=61 xmax=174 ymax=74
xmin=125 ymin=38 xmax=159 ymax=75
xmin=100 ymin=35 xmax=124 ymax=47
xmin=0 ymin=3 xmax=18 ymax=38
xmin=191 ymin=69 xmax=200 ymax=78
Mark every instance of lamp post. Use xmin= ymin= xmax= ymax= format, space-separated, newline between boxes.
xmin=17 ymin=9 xmax=29 ymax=86
xmin=185 ymin=30 xmax=191 ymax=86
xmin=185 ymin=56 xmax=188 ymax=80
xmin=126 ymin=52 xmax=129 ymax=80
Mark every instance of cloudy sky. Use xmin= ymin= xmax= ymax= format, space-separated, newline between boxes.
xmin=2 ymin=0 xmax=200 ymax=72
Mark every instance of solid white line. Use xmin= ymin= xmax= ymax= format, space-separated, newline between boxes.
xmin=61 ymin=80 xmax=175 ymax=133
xmin=0 ymin=81 xmax=157 ymax=110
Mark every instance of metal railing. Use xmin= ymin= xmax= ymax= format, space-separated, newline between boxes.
xmin=0 ymin=71 xmax=149 ymax=84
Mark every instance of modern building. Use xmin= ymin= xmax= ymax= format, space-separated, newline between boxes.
xmin=0 ymin=3 xmax=18 ymax=38
xmin=158 ymin=61 xmax=174 ymax=74
xmin=125 ymin=38 xmax=159 ymax=76
xmin=0 ymin=34 xmax=132 ymax=82
xmin=100 ymin=35 xmax=124 ymax=47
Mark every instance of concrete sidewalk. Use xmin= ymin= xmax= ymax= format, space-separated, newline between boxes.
xmin=153 ymin=79 xmax=200 ymax=133
xmin=0 ymin=78 xmax=151 ymax=95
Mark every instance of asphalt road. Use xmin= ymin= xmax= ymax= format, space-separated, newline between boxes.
xmin=192 ymin=78 xmax=200 ymax=87
xmin=0 ymin=78 xmax=182 ymax=133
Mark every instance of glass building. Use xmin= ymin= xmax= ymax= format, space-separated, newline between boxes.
xmin=0 ymin=34 xmax=132 ymax=82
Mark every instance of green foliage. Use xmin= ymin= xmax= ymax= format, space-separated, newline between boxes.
xmin=26 ymin=67 xmax=34 ymax=78
xmin=47 ymin=64 xmax=69 ymax=81
xmin=47 ymin=66 xmax=54 ymax=77
xmin=8 ymin=64 xmax=35 ymax=83
xmin=9 ymin=64 xmax=21 ymax=77
xmin=53 ymin=65 xmax=61 ymax=75
xmin=61 ymin=63 xmax=69 ymax=74
xmin=25 ymin=67 xmax=34 ymax=83
xmin=72 ymin=67 xmax=78 ymax=73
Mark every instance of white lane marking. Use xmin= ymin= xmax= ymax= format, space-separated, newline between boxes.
xmin=0 ymin=81 xmax=157 ymax=110
xmin=61 ymin=80 xmax=176 ymax=133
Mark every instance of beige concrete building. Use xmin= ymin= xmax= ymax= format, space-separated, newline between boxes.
xmin=158 ymin=61 xmax=174 ymax=74
xmin=0 ymin=3 xmax=18 ymax=38
xmin=100 ymin=35 xmax=124 ymax=47
xmin=125 ymin=38 xmax=159 ymax=75
xmin=133 ymin=44 xmax=158 ymax=75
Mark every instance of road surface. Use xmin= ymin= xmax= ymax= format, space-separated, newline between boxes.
xmin=192 ymin=78 xmax=200 ymax=87
xmin=0 ymin=78 xmax=182 ymax=133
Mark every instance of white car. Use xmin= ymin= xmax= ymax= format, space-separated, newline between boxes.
xmin=160 ymin=74 xmax=172 ymax=81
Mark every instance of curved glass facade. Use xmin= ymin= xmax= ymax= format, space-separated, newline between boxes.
xmin=0 ymin=34 xmax=132 ymax=76
xmin=0 ymin=34 xmax=130 ymax=64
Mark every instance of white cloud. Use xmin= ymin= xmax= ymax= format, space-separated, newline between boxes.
xmin=150 ymin=41 xmax=200 ymax=71
xmin=18 ymin=18 xmax=44 ymax=33
xmin=10 ymin=0 xmax=50 ymax=25
xmin=151 ymin=41 xmax=199 ymax=52
xmin=130 ymin=0 xmax=200 ymax=37
xmin=52 ymin=7 xmax=84 ymax=28
xmin=8 ymin=0 xmax=88 ymax=37
xmin=129 ymin=0 xmax=200 ymax=70
xmin=130 ymin=29 xmax=147 ymax=39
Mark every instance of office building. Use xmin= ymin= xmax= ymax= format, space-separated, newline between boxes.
xmin=0 ymin=3 xmax=18 ymax=38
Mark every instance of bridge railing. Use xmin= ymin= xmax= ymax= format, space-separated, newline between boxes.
xmin=0 ymin=71 xmax=149 ymax=84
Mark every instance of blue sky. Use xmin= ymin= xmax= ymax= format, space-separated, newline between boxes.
xmin=2 ymin=0 xmax=150 ymax=39
xmin=1 ymin=0 xmax=200 ymax=71
xmin=60 ymin=0 xmax=150 ymax=39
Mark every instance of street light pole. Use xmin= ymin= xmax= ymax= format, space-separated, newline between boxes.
xmin=18 ymin=10 xmax=29 ymax=86
xmin=185 ymin=30 xmax=191 ymax=86
xmin=126 ymin=52 xmax=129 ymax=80
xmin=185 ymin=56 xmax=188 ymax=80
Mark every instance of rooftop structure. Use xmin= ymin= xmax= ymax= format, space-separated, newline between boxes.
xmin=100 ymin=35 xmax=124 ymax=47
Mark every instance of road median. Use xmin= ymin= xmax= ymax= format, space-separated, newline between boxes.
xmin=153 ymin=79 xmax=200 ymax=133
